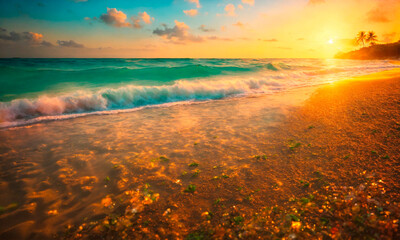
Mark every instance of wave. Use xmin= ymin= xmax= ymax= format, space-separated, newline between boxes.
xmin=0 ymin=62 xmax=280 ymax=82
xmin=0 ymin=61 xmax=284 ymax=102
xmin=0 ymin=77 xmax=285 ymax=125
xmin=0 ymin=59 xmax=398 ymax=128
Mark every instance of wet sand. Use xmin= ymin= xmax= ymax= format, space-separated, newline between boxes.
xmin=0 ymin=69 xmax=399 ymax=239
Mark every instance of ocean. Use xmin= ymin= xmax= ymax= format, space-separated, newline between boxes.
xmin=0 ymin=58 xmax=397 ymax=128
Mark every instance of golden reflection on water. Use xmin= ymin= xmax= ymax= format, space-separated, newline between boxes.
xmin=0 ymin=89 xmax=314 ymax=238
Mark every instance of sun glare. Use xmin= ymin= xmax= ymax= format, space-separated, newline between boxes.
xmin=328 ymin=39 xmax=334 ymax=44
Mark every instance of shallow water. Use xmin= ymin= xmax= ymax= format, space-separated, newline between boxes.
xmin=0 ymin=86 xmax=315 ymax=238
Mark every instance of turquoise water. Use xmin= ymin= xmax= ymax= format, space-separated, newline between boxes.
xmin=0 ymin=58 xmax=397 ymax=127
xmin=0 ymin=58 xmax=279 ymax=101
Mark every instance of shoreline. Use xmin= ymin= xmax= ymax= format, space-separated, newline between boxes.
xmin=0 ymin=68 xmax=399 ymax=239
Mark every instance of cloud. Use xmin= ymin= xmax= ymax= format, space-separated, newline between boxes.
xmin=41 ymin=41 xmax=54 ymax=47
xmin=258 ymin=38 xmax=278 ymax=42
xmin=153 ymin=20 xmax=203 ymax=43
xmin=0 ymin=28 xmax=83 ymax=49
xmin=242 ymin=0 xmax=254 ymax=6
xmin=139 ymin=11 xmax=153 ymax=24
xmin=71 ymin=0 xmax=88 ymax=2
xmin=98 ymin=8 xmax=154 ymax=29
xmin=100 ymin=8 xmax=132 ymax=27
xmin=131 ymin=12 xmax=154 ymax=29
xmin=308 ymin=0 xmax=325 ymax=5
xmin=0 ymin=28 xmax=43 ymax=44
xmin=233 ymin=21 xmax=245 ymax=28
xmin=183 ymin=9 xmax=198 ymax=17
xmin=297 ymin=38 xmax=305 ymax=41
xmin=131 ymin=17 xmax=142 ymax=29
xmin=198 ymin=25 xmax=214 ymax=32
xmin=366 ymin=9 xmax=390 ymax=23
xmin=207 ymin=36 xmax=233 ymax=41
xmin=237 ymin=4 xmax=243 ymax=9
xmin=57 ymin=40 xmax=84 ymax=48
xmin=225 ymin=4 xmax=236 ymax=16
xmin=185 ymin=0 xmax=201 ymax=8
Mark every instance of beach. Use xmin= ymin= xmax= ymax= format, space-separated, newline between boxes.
xmin=0 ymin=65 xmax=399 ymax=239
xmin=1 ymin=0 xmax=399 ymax=238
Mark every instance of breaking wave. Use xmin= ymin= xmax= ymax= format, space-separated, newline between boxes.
xmin=0 ymin=77 xmax=286 ymax=126
xmin=0 ymin=58 xmax=398 ymax=128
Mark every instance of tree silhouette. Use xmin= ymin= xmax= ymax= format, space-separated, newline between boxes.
xmin=366 ymin=31 xmax=378 ymax=46
xmin=356 ymin=31 xmax=366 ymax=47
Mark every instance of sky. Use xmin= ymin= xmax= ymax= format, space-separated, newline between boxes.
xmin=0 ymin=0 xmax=399 ymax=58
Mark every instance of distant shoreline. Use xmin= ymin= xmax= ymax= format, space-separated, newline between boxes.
xmin=335 ymin=40 xmax=400 ymax=60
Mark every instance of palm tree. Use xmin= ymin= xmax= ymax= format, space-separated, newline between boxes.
xmin=356 ymin=31 xmax=366 ymax=47
xmin=366 ymin=31 xmax=378 ymax=46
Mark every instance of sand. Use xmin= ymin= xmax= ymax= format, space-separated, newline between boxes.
xmin=0 ymin=68 xmax=399 ymax=239
xmin=275 ymin=69 xmax=400 ymax=191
